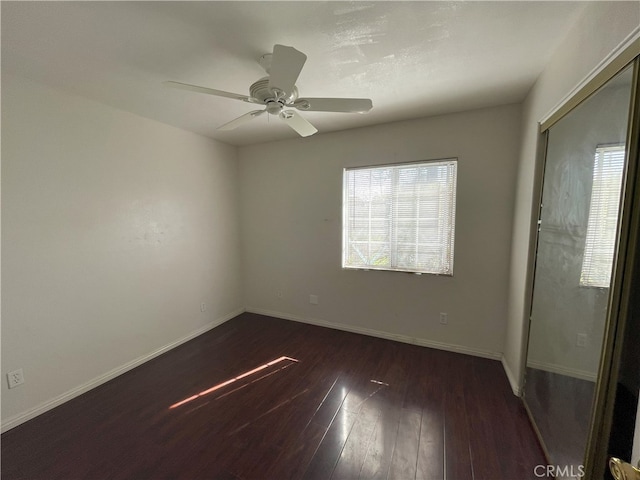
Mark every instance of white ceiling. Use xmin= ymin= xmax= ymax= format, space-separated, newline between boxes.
xmin=2 ymin=1 xmax=586 ymax=146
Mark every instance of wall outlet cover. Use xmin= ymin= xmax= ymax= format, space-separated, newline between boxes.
xmin=7 ymin=369 xmax=25 ymax=389
xmin=577 ymin=333 xmax=588 ymax=348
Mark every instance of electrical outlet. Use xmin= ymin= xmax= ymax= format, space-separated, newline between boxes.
xmin=439 ymin=312 xmax=448 ymax=325
xmin=309 ymin=294 xmax=319 ymax=305
xmin=200 ymin=303 xmax=206 ymax=312
xmin=577 ymin=333 xmax=587 ymax=348
xmin=7 ymin=369 xmax=24 ymax=389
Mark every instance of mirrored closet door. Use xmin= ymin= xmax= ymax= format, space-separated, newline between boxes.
xmin=523 ymin=62 xmax=636 ymax=479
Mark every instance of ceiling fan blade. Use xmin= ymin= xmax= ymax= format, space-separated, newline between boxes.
xmin=163 ymin=81 xmax=254 ymax=103
xmin=279 ymin=110 xmax=318 ymax=137
xmin=218 ymin=110 xmax=266 ymax=131
xmin=292 ymin=97 xmax=373 ymax=113
xmin=268 ymin=45 xmax=307 ymax=95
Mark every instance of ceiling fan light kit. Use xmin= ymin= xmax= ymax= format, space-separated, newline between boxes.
xmin=164 ymin=44 xmax=373 ymax=137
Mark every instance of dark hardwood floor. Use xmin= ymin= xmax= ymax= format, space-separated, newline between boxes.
xmin=2 ymin=313 xmax=545 ymax=479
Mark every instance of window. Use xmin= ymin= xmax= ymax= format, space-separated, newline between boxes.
xmin=580 ymin=144 xmax=625 ymax=288
xmin=342 ymin=159 xmax=457 ymax=275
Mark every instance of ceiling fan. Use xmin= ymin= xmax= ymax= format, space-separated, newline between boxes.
xmin=164 ymin=44 xmax=373 ymax=137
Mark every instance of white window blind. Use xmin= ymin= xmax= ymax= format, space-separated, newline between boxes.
xmin=580 ymin=145 xmax=625 ymax=288
xmin=342 ymin=159 xmax=457 ymax=275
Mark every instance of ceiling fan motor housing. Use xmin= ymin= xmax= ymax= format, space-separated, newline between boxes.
xmin=250 ymin=77 xmax=298 ymax=114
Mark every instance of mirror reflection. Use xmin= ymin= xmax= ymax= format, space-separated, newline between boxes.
xmin=524 ymin=64 xmax=634 ymax=478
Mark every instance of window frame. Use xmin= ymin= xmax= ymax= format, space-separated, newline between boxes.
xmin=579 ymin=143 xmax=626 ymax=289
xmin=341 ymin=158 xmax=457 ymax=276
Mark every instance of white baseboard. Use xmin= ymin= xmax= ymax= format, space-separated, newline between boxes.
xmin=1 ymin=308 xmax=244 ymax=433
xmin=526 ymin=360 xmax=597 ymax=382
xmin=501 ymin=355 xmax=523 ymax=396
xmin=246 ymin=306 xmax=502 ymax=361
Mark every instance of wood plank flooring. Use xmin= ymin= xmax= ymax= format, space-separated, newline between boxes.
xmin=1 ymin=313 xmax=545 ymax=479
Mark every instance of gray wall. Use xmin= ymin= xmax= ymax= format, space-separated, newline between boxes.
xmin=239 ymin=104 xmax=522 ymax=358
xmin=1 ymin=75 xmax=244 ymax=428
